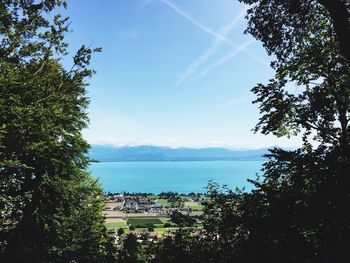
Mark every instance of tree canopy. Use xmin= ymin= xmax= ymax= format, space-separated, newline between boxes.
xmin=0 ymin=1 xmax=116 ymax=262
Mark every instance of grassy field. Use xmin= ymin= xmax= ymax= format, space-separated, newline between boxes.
xmin=187 ymin=203 xmax=204 ymax=211
xmin=106 ymin=218 xmax=168 ymax=228
xmin=105 ymin=221 xmax=127 ymax=229
xmin=159 ymin=218 xmax=170 ymax=223
xmin=154 ymin=227 xmax=178 ymax=234
xmin=156 ymin=199 xmax=170 ymax=206
xmin=127 ymin=218 xmax=163 ymax=225
xmin=105 ymin=218 xmax=202 ymax=236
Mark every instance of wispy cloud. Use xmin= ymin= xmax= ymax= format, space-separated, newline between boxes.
xmin=193 ymin=39 xmax=254 ymax=80
xmin=175 ymin=7 xmax=248 ymax=86
xmin=160 ymin=0 xmax=269 ymax=77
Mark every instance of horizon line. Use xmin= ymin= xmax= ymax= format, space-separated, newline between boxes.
xmin=89 ymin=143 xmax=288 ymax=150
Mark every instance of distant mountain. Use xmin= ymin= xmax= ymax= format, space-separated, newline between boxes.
xmin=88 ymin=145 xmax=270 ymax=162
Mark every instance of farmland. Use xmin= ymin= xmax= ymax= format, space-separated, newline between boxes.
xmin=127 ymin=218 xmax=164 ymax=225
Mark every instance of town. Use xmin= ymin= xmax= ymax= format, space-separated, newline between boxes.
xmin=103 ymin=192 xmax=205 ymax=247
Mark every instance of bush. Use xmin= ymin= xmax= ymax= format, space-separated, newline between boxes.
xmin=146 ymin=223 xmax=155 ymax=232
xmin=117 ymin=228 xmax=125 ymax=236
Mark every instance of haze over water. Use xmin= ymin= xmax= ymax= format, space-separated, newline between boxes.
xmin=90 ymin=161 xmax=263 ymax=193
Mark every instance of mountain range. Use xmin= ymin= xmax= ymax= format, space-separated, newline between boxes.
xmin=89 ymin=145 xmax=270 ymax=162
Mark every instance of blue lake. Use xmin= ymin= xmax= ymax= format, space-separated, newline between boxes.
xmin=89 ymin=161 xmax=264 ymax=194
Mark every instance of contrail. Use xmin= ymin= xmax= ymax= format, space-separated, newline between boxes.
xmin=193 ymin=39 xmax=255 ymax=80
xmin=160 ymin=0 xmax=225 ymax=41
xmin=175 ymin=7 xmax=248 ymax=86
xmin=160 ymin=0 xmax=269 ymax=74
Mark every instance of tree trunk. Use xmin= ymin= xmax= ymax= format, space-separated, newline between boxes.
xmin=318 ymin=0 xmax=350 ymax=63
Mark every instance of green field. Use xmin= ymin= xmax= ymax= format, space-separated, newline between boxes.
xmin=127 ymin=218 xmax=163 ymax=225
xmin=188 ymin=204 xmax=204 ymax=211
xmin=159 ymin=218 xmax=170 ymax=223
xmin=156 ymin=199 xmax=170 ymax=206
xmin=105 ymin=221 xmax=127 ymax=229
xmin=105 ymin=221 xmax=129 ymax=234
xmin=154 ymin=227 xmax=178 ymax=234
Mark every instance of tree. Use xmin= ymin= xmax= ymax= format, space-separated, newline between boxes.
xmin=147 ymin=1 xmax=350 ymax=262
xmin=146 ymin=223 xmax=155 ymax=232
xmin=0 ymin=1 xmax=116 ymax=262
xmin=119 ymin=233 xmax=145 ymax=263
xmin=118 ymin=227 xmax=125 ymax=236
xmin=169 ymin=194 xmax=184 ymax=208
xmin=147 ymin=229 xmax=202 ymax=263
xmin=170 ymin=210 xmax=196 ymax=228
xmin=237 ymin=0 xmax=350 ymax=261
xmin=240 ymin=0 xmax=350 ymax=63
xmin=317 ymin=0 xmax=350 ymax=62
xmin=239 ymin=0 xmax=349 ymax=163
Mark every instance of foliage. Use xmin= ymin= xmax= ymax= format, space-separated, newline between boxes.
xmin=0 ymin=1 xmax=116 ymax=262
xmin=127 ymin=218 xmax=163 ymax=226
xmin=118 ymin=227 xmax=125 ymax=236
xmin=118 ymin=233 xmax=145 ymax=263
xmin=146 ymin=223 xmax=155 ymax=232
xmin=146 ymin=229 xmax=200 ymax=263
xmin=146 ymin=1 xmax=350 ymax=262
xmin=170 ymin=210 xmax=196 ymax=228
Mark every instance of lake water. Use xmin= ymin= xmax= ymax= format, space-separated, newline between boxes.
xmin=89 ymin=161 xmax=264 ymax=194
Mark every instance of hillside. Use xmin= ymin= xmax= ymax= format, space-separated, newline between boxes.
xmin=89 ymin=145 xmax=269 ymax=162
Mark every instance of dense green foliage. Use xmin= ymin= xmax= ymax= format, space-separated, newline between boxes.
xmin=127 ymin=218 xmax=163 ymax=226
xmin=145 ymin=1 xmax=350 ymax=262
xmin=118 ymin=233 xmax=145 ymax=263
xmin=170 ymin=210 xmax=196 ymax=228
xmin=118 ymin=227 xmax=125 ymax=236
xmin=0 ymin=1 xmax=116 ymax=262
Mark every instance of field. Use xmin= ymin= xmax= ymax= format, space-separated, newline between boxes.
xmin=104 ymin=194 xmax=205 ymax=234
xmin=105 ymin=222 xmax=127 ymax=229
xmin=105 ymin=219 xmax=127 ymax=229
xmin=127 ymin=218 xmax=163 ymax=225
xmin=155 ymin=199 xmax=170 ymax=206
xmin=153 ymin=227 xmax=178 ymax=234
xmin=104 ymin=217 xmax=203 ymax=236
xmin=185 ymin=202 xmax=204 ymax=211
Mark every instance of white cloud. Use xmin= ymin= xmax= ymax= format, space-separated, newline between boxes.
xmin=85 ymin=134 xmax=304 ymax=150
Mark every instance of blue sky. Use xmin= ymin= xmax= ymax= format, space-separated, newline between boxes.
xmin=63 ymin=0 xmax=302 ymax=149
